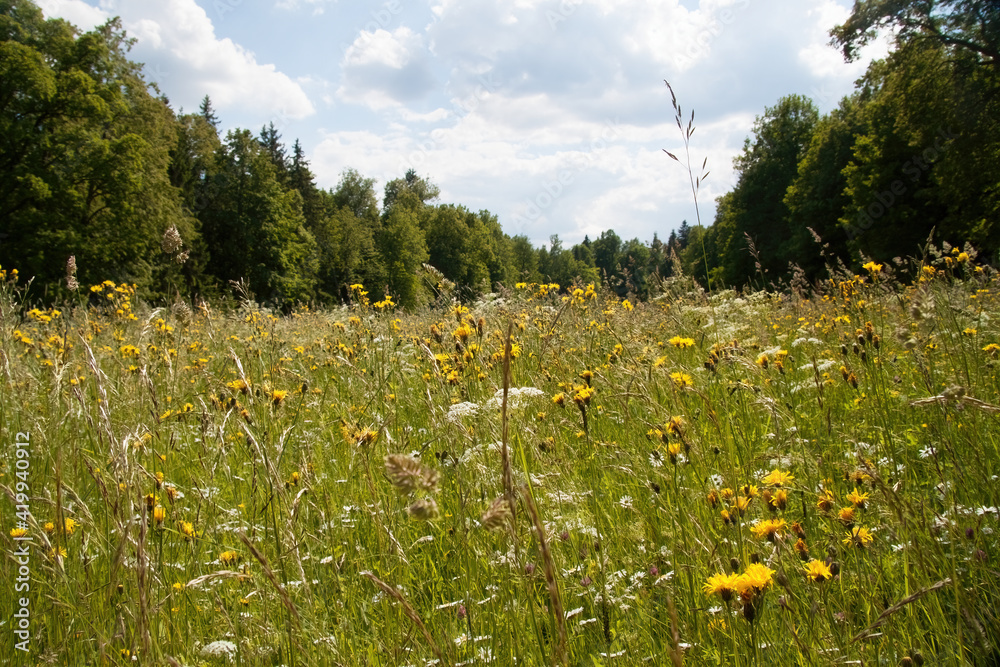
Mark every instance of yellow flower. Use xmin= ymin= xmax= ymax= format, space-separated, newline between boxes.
xmin=219 ymin=550 xmax=240 ymax=566
xmin=668 ymin=336 xmax=695 ymax=349
xmin=817 ymin=489 xmax=835 ymax=512
xmin=178 ymin=521 xmax=195 ymax=541
xmin=669 ymin=371 xmax=693 ymax=388
xmin=862 ymin=261 xmax=883 ymax=275
xmin=804 ymin=559 xmax=833 ymax=582
xmin=153 ymin=506 xmax=166 ymax=526
xmin=846 ymin=489 xmax=869 ymax=508
xmin=573 ymin=385 xmax=595 ymax=406
xmin=843 ymin=526 xmax=874 ymax=548
xmin=63 ymin=518 xmax=78 ymax=535
xmin=768 ymin=489 xmax=788 ymax=511
xmin=621 ymin=299 xmax=633 ymax=312
xmin=761 ymin=469 xmax=794 ymax=487
xmin=10 ymin=527 xmax=28 ymax=539
xmin=43 ymin=521 xmax=55 ymax=535
xmin=750 ymin=518 xmax=787 ymax=542
xmin=838 ymin=506 xmax=856 ymax=525
xmin=736 ymin=563 xmax=774 ymax=594
xmin=703 ymin=572 xmax=740 ymax=602
xmin=271 ymin=389 xmax=289 ymax=405
xmin=227 ymin=379 xmax=250 ymax=394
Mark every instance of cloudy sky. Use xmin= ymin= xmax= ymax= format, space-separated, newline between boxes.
xmin=35 ymin=0 xmax=886 ymax=247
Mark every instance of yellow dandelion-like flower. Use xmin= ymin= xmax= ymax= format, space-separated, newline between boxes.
xmin=153 ymin=506 xmax=166 ymax=526
xmin=838 ymin=506 xmax=856 ymax=525
xmin=862 ymin=261 xmax=883 ymax=275
xmin=794 ymin=538 xmax=809 ymax=560
xmin=736 ymin=563 xmax=774 ymax=595
xmin=63 ymin=518 xmax=78 ymax=535
xmin=750 ymin=518 xmax=787 ymax=542
xmin=178 ymin=521 xmax=195 ymax=541
xmin=226 ymin=378 xmax=250 ymax=394
xmin=703 ymin=572 xmax=740 ymax=602
xmin=669 ymin=371 xmax=693 ymax=388
xmin=43 ymin=521 xmax=55 ymax=535
xmin=761 ymin=469 xmax=794 ymax=487
xmin=804 ymin=559 xmax=833 ymax=582
xmin=271 ymin=389 xmax=289 ymax=405
xmin=219 ymin=550 xmax=241 ymax=566
xmin=10 ymin=527 xmax=28 ymax=539
xmin=843 ymin=526 xmax=874 ymax=548
xmin=846 ymin=489 xmax=869 ymax=508
xmin=668 ymin=336 xmax=695 ymax=349
xmin=573 ymin=385 xmax=594 ymax=406
xmin=817 ymin=489 xmax=835 ymax=513
xmin=768 ymin=489 xmax=788 ymax=511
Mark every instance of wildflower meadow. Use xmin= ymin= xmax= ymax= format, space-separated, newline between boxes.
xmin=2 ymin=247 xmax=1000 ymax=666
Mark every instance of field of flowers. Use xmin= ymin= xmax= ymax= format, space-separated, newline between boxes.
xmin=2 ymin=246 xmax=1000 ymax=666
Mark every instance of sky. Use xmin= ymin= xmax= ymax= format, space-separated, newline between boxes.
xmin=34 ymin=0 xmax=888 ymax=248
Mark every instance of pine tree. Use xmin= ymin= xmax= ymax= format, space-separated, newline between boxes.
xmin=199 ymin=95 xmax=219 ymax=129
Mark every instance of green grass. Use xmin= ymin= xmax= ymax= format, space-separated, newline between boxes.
xmin=2 ymin=255 xmax=1000 ymax=666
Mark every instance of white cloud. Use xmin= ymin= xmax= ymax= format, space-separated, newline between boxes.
xmin=34 ymin=0 xmax=108 ymax=30
xmin=37 ymin=0 xmax=315 ymax=121
xmin=338 ymin=27 xmax=437 ymax=109
xmin=798 ymin=0 xmax=891 ymax=107
xmin=275 ymin=0 xmax=334 ymax=15
xmin=343 ymin=27 xmax=422 ymax=69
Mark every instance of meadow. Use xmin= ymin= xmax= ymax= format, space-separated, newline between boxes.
xmin=2 ymin=245 xmax=1000 ymax=666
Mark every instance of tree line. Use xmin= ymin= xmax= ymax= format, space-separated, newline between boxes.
xmin=2 ymin=0 xmax=997 ymax=308
xmin=687 ymin=0 xmax=999 ymax=288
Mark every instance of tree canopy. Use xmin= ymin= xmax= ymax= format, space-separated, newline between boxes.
xmin=2 ymin=0 xmax=997 ymax=307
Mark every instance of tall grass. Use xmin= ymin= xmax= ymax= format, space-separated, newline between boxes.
xmin=1 ymin=254 xmax=999 ymax=666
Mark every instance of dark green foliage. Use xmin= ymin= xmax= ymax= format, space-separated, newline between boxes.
xmin=5 ymin=0 xmax=998 ymax=307
xmin=711 ymin=95 xmax=819 ymax=288
xmin=0 ymin=1 xmax=194 ymax=300
xmin=783 ymin=99 xmax=860 ymax=280
xmin=831 ymin=0 xmax=999 ymax=65
xmin=199 ymin=129 xmax=318 ymax=305
xmin=377 ymin=190 xmax=428 ymax=308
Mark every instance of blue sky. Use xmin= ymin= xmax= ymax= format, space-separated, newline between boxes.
xmin=36 ymin=0 xmax=886 ymax=248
